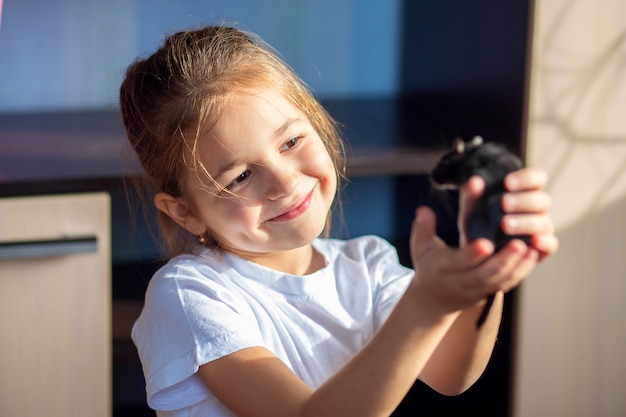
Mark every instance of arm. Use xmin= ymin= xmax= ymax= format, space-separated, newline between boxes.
xmin=197 ymin=168 xmax=558 ymax=416
xmin=419 ymin=291 xmax=504 ymax=395
xmin=197 ymin=282 xmax=461 ymax=417
xmin=196 ymin=208 xmax=527 ymax=417
xmin=419 ymin=168 xmax=559 ymax=394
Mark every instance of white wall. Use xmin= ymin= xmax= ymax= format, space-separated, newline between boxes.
xmin=0 ymin=0 xmax=400 ymax=113
xmin=513 ymin=0 xmax=626 ymax=415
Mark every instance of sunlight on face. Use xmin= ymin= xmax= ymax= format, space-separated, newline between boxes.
xmin=185 ymin=89 xmax=338 ymax=264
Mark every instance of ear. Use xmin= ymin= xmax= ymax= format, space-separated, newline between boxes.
xmin=154 ymin=192 xmax=206 ymax=236
xmin=453 ymin=137 xmax=465 ymax=153
xmin=471 ymin=135 xmax=484 ymax=146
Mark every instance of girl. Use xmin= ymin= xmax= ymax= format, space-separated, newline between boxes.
xmin=120 ymin=25 xmax=558 ymax=417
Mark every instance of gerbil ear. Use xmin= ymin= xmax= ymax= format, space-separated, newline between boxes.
xmin=154 ymin=192 xmax=206 ymax=236
xmin=471 ymin=135 xmax=484 ymax=146
xmin=453 ymin=137 xmax=465 ymax=153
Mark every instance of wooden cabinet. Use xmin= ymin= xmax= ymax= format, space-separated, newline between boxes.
xmin=0 ymin=192 xmax=111 ymax=417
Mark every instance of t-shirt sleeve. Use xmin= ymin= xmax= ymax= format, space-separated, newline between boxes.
xmin=131 ymin=260 xmax=264 ymax=411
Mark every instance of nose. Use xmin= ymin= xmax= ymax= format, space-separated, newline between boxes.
xmin=264 ymin=163 xmax=298 ymax=200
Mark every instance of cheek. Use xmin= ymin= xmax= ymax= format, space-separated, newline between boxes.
xmin=200 ymin=197 xmax=262 ymax=233
xmin=309 ymin=146 xmax=338 ymax=185
xmin=221 ymin=200 xmax=259 ymax=222
xmin=321 ymin=155 xmax=339 ymax=197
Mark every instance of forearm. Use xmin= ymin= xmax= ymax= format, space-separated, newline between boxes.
xmin=419 ymin=291 xmax=504 ymax=395
xmin=302 ymin=285 xmax=460 ymax=417
xmin=199 ymin=283 xmax=464 ymax=417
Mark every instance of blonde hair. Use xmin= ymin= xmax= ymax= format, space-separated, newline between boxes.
xmin=120 ymin=25 xmax=345 ymax=256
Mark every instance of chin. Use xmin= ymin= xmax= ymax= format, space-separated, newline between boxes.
xmin=274 ymin=226 xmax=325 ymax=251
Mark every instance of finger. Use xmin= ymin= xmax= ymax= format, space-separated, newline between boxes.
xmin=501 ymin=213 xmax=555 ymax=237
xmin=530 ymin=234 xmax=560 ymax=261
xmin=412 ymin=207 xmax=493 ymax=270
xmin=458 ymin=176 xmax=486 ymax=243
xmin=478 ymin=239 xmax=531 ymax=291
xmin=410 ymin=206 xmax=441 ymax=258
xmin=493 ymin=246 xmax=539 ymax=293
xmin=457 ymin=238 xmax=495 ymax=269
xmin=459 ymin=175 xmax=486 ymax=212
xmin=501 ymin=191 xmax=552 ymax=214
xmin=504 ymin=167 xmax=548 ymax=192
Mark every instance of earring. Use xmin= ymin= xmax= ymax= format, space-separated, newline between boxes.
xmin=198 ymin=233 xmax=207 ymax=245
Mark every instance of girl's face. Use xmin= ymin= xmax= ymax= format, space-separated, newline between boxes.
xmin=182 ymin=89 xmax=337 ymax=265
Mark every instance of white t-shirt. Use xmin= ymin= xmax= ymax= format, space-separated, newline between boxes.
xmin=132 ymin=235 xmax=414 ymax=416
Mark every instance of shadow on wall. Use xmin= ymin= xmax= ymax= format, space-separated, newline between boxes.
xmin=513 ymin=190 xmax=626 ymax=416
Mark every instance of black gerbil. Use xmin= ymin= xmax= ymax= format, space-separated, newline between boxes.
xmin=431 ymin=136 xmax=530 ymax=328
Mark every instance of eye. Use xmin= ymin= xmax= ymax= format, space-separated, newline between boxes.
xmin=280 ymin=136 xmax=302 ymax=151
xmin=227 ymin=170 xmax=251 ymax=189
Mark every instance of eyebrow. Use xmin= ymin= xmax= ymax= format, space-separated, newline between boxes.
xmin=275 ymin=118 xmax=303 ymax=137
xmin=212 ymin=160 xmax=239 ymax=181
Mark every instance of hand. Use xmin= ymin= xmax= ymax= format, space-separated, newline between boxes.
xmin=408 ymin=206 xmax=537 ymax=318
xmin=458 ymin=167 xmax=559 ymax=261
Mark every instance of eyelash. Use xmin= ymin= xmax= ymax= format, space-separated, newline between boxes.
xmin=225 ymin=136 xmax=303 ymax=190
xmin=281 ymin=136 xmax=302 ymax=151
xmin=226 ymin=171 xmax=251 ymax=190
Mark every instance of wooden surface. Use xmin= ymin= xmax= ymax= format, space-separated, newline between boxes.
xmin=0 ymin=111 xmax=133 ymax=182
xmin=0 ymin=192 xmax=111 ymax=416
xmin=513 ymin=1 xmax=626 ymax=416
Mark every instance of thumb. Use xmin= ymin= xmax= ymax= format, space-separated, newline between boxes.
xmin=410 ymin=206 xmax=441 ymax=260
xmin=458 ymin=175 xmax=485 ymax=245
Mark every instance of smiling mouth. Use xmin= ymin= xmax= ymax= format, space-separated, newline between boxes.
xmin=267 ymin=190 xmax=314 ymax=222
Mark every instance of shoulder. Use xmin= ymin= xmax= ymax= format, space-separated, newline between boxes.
xmin=148 ymin=250 xmax=230 ymax=288
xmin=133 ymin=250 xmax=264 ymax=356
xmin=132 ymin=251 xmax=266 ymax=411
xmin=140 ymin=250 xmax=247 ymax=316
